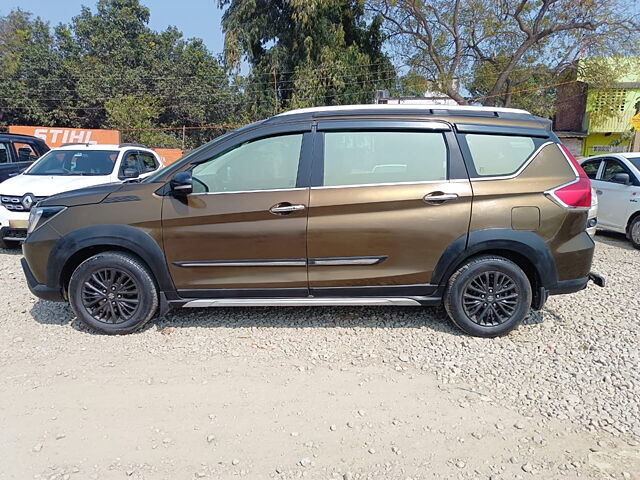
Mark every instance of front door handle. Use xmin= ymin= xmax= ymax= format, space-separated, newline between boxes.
xmin=423 ymin=192 xmax=459 ymax=204
xmin=269 ymin=203 xmax=306 ymax=215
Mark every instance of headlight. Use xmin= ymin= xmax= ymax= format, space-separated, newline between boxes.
xmin=27 ymin=206 xmax=66 ymax=235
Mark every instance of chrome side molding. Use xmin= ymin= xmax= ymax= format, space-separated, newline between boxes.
xmin=174 ymin=259 xmax=306 ymax=268
xmin=308 ymin=256 xmax=387 ymax=266
xmin=182 ymin=297 xmax=427 ymax=307
xmin=175 ymin=256 xmax=387 ymax=268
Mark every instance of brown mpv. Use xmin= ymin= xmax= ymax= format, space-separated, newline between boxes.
xmin=21 ymin=105 xmax=604 ymax=337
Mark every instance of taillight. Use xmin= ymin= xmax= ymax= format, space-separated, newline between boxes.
xmin=546 ymin=144 xmax=592 ymax=208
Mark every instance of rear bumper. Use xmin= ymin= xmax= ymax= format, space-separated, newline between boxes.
xmin=548 ymin=271 xmax=605 ymax=296
xmin=21 ymin=257 xmax=65 ymax=302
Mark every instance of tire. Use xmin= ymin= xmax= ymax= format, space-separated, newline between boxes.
xmin=0 ymin=239 xmax=21 ymax=249
xmin=444 ymin=255 xmax=532 ymax=337
xmin=68 ymin=251 xmax=158 ymax=334
xmin=629 ymin=216 xmax=640 ymax=250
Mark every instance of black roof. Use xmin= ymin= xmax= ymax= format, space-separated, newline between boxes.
xmin=0 ymin=132 xmax=47 ymax=142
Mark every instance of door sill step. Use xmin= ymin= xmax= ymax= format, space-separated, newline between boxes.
xmin=182 ymin=297 xmax=437 ymax=307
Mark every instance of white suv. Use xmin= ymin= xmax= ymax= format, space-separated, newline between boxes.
xmin=0 ymin=144 xmax=162 ymax=248
xmin=580 ymin=153 xmax=640 ymax=249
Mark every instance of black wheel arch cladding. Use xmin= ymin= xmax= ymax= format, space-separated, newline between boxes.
xmin=432 ymin=228 xmax=558 ymax=290
xmin=46 ymin=224 xmax=176 ymax=294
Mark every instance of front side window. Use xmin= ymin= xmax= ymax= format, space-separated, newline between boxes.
xmin=26 ymin=150 xmax=118 ymax=176
xmin=138 ymin=152 xmax=158 ymax=173
xmin=322 ymin=131 xmax=447 ymax=187
xmin=602 ymin=159 xmax=630 ymax=183
xmin=191 ymin=134 xmax=303 ymax=193
xmin=581 ymin=160 xmax=601 ymax=180
xmin=13 ymin=142 xmax=39 ymax=162
xmin=463 ymin=134 xmax=537 ymax=177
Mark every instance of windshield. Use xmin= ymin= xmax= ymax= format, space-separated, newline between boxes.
xmin=26 ymin=150 xmax=118 ymax=176
xmin=628 ymin=157 xmax=640 ymax=172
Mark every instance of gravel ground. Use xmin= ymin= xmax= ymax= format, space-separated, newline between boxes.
xmin=0 ymin=232 xmax=639 ymax=479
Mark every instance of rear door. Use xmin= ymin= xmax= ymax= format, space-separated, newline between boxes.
xmin=162 ymin=124 xmax=312 ymax=293
xmin=0 ymin=142 xmax=14 ymax=182
xmin=306 ymin=120 xmax=472 ymax=296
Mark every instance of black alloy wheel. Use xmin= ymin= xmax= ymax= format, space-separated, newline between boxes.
xmin=81 ymin=268 xmax=140 ymax=324
xmin=461 ymin=271 xmax=519 ymax=326
xmin=69 ymin=251 xmax=158 ymax=334
xmin=444 ymin=255 xmax=532 ymax=337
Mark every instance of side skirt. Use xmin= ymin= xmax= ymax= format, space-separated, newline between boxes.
xmin=177 ymin=296 xmax=442 ymax=308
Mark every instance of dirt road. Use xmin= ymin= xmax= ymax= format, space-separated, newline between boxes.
xmin=1 ymin=233 xmax=638 ymax=479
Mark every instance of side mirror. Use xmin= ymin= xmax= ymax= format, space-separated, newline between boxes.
xmin=170 ymin=171 xmax=193 ymax=195
xmin=122 ymin=167 xmax=140 ymax=179
xmin=612 ymin=172 xmax=631 ymax=185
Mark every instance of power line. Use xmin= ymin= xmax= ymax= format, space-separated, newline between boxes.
xmin=0 ymin=68 xmax=402 ymax=102
xmin=0 ymin=73 xmax=401 ymax=110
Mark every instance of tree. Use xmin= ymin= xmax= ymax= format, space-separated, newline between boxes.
xmin=371 ymin=0 xmax=639 ymax=110
xmin=217 ymin=0 xmax=395 ymax=115
xmin=1 ymin=0 xmax=241 ymax=148
xmin=0 ymin=10 xmax=70 ymax=126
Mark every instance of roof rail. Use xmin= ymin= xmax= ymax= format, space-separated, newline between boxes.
xmin=119 ymin=143 xmax=148 ymax=148
xmin=60 ymin=142 xmax=91 ymax=147
xmin=275 ymin=104 xmax=532 ymax=117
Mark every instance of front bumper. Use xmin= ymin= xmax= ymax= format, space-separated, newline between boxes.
xmin=1 ymin=226 xmax=27 ymax=242
xmin=21 ymin=257 xmax=65 ymax=302
xmin=0 ymin=207 xmax=29 ymax=242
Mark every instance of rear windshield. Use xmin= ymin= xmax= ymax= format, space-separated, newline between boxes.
xmin=627 ymin=157 xmax=640 ymax=171
xmin=26 ymin=150 xmax=119 ymax=176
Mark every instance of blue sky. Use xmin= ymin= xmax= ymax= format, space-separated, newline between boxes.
xmin=0 ymin=0 xmax=226 ymax=55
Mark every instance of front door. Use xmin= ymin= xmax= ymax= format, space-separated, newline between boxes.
xmin=162 ymin=131 xmax=311 ymax=294
xmin=595 ymin=158 xmax=635 ymax=230
xmin=306 ymin=123 xmax=472 ymax=295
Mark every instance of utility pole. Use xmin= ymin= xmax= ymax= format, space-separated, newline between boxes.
xmin=273 ymin=69 xmax=278 ymax=115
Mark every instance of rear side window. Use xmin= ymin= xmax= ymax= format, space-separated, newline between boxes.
xmin=463 ymin=134 xmax=538 ymax=177
xmin=581 ymin=160 xmax=601 ymax=179
xmin=0 ymin=143 xmax=9 ymax=164
xmin=323 ymin=131 xmax=447 ymax=186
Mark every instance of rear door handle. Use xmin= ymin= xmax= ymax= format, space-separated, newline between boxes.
xmin=596 ymin=190 xmax=603 ymax=195
xmin=423 ymin=192 xmax=459 ymax=204
xmin=269 ymin=203 xmax=305 ymax=215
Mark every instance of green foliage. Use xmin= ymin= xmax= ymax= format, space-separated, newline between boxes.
xmin=105 ymin=94 xmax=179 ymax=147
xmin=0 ymin=0 xmax=239 ymax=148
xmin=217 ymin=0 xmax=395 ymax=116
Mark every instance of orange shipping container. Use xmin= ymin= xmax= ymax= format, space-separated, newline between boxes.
xmin=9 ymin=125 xmax=120 ymax=148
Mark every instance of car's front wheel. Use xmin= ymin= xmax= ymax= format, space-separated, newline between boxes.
xmin=628 ymin=216 xmax=640 ymax=250
xmin=68 ymin=251 xmax=158 ymax=334
xmin=444 ymin=255 xmax=532 ymax=337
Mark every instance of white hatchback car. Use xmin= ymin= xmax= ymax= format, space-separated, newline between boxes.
xmin=580 ymin=153 xmax=640 ymax=249
xmin=0 ymin=144 xmax=162 ymax=248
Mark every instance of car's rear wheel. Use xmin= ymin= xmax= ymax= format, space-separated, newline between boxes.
xmin=444 ymin=255 xmax=532 ymax=337
xmin=629 ymin=216 xmax=640 ymax=249
xmin=68 ymin=251 xmax=158 ymax=334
